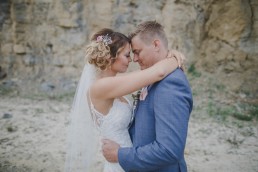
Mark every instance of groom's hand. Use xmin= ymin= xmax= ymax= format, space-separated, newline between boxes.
xmin=102 ymin=139 xmax=120 ymax=163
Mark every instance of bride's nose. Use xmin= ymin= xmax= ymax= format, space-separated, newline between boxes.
xmin=128 ymin=57 xmax=132 ymax=63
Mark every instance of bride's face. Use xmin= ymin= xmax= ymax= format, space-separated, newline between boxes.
xmin=111 ymin=43 xmax=132 ymax=73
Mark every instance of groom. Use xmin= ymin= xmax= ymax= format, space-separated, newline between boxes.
xmin=102 ymin=21 xmax=193 ymax=172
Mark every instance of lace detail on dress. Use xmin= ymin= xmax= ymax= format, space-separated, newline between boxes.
xmin=88 ymin=93 xmax=104 ymax=128
xmin=89 ymin=102 xmax=105 ymax=128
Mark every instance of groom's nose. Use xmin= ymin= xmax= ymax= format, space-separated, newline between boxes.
xmin=133 ymin=54 xmax=139 ymax=62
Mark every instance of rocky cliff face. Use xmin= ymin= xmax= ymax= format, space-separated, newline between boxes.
xmin=0 ymin=0 xmax=257 ymax=98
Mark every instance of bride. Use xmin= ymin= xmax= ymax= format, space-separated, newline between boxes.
xmin=64 ymin=28 xmax=184 ymax=172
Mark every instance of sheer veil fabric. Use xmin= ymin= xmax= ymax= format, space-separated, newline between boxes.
xmin=64 ymin=63 xmax=104 ymax=172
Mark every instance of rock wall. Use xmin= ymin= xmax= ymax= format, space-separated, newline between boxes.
xmin=0 ymin=0 xmax=257 ymax=97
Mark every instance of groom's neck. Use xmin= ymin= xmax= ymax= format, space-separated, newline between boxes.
xmin=155 ymin=48 xmax=168 ymax=63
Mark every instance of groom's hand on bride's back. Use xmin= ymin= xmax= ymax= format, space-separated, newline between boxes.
xmin=102 ymin=139 xmax=120 ymax=162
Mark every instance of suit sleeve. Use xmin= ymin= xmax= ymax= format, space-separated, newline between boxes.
xmin=118 ymin=69 xmax=193 ymax=171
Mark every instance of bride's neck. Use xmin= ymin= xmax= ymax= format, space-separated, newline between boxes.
xmin=98 ymin=68 xmax=117 ymax=78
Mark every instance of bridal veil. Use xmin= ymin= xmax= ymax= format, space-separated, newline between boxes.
xmin=64 ymin=63 xmax=104 ymax=172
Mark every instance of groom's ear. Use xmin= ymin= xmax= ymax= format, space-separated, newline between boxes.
xmin=153 ymin=39 xmax=161 ymax=51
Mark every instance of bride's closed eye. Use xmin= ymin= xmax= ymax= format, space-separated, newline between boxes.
xmin=125 ymin=53 xmax=130 ymax=58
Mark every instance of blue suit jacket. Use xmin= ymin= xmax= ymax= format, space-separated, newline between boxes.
xmin=118 ymin=68 xmax=193 ymax=172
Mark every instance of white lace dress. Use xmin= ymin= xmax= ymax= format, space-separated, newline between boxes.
xmin=89 ymin=97 xmax=133 ymax=172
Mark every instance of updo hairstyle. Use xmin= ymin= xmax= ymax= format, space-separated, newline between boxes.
xmin=85 ymin=28 xmax=130 ymax=70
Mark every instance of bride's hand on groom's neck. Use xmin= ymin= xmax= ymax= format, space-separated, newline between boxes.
xmin=167 ymin=49 xmax=186 ymax=71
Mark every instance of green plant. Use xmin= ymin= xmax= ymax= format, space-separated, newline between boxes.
xmin=21 ymin=91 xmax=75 ymax=102
xmin=187 ymin=64 xmax=201 ymax=78
xmin=207 ymin=101 xmax=216 ymax=116
xmin=231 ymin=103 xmax=258 ymax=121
xmin=48 ymin=92 xmax=75 ymax=101
xmin=226 ymin=134 xmax=244 ymax=148
xmin=0 ymin=86 xmax=13 ymax=96
xmin=249 ymin=105 xmax=258 ymax=120
xmin=6 ymin=124 xmax=17 ymax=132
xmin=215 ymin=83 xmax=225 ymax=91
xmin=35 ymin=108 xmax=44 ymax=114
xmin=232 ymin=112 xmax=253 ymax=121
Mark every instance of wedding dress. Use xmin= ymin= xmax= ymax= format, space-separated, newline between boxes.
xmin=64 ymin=63 xmax=133 ymax=172
xmin=89 ymin=97 xmax=133 ymax=172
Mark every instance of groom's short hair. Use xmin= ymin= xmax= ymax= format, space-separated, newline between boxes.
xmin=129 ymin=21 xmax=168 ymax=48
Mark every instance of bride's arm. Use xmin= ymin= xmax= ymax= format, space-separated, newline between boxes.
xmin=91 ymin=56 xmax=179 ymax=99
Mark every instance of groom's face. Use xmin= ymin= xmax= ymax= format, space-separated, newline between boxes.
xmin=131 ymin=35 xmax=156 ymax=70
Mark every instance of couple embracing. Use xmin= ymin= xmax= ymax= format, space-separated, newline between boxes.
xmin=65 ymin=21 xmax=193 ymax=172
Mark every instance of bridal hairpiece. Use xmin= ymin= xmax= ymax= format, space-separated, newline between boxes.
xmin=96 ymin=34 xmax=112 ymax=46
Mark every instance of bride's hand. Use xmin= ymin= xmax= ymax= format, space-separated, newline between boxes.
xmin=167 ymin=50 xmax=186 ymax=71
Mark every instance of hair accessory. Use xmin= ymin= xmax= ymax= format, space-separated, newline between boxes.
xmin=96 ymin=34 xmax=112 ymax=46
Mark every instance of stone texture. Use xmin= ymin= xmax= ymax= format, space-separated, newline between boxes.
xmin=13 ymin=44 xmax=26 ymax=54
xmin=1 ymin=43 xmax=13 ymax=55
xmin=0 ymin=0 xmax=257 ymax=98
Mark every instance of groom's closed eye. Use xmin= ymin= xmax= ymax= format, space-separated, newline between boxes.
xmin=132 ymin=50 xmax=141 ymax=55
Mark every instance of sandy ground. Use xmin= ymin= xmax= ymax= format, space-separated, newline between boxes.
xmin=0 ymin=96 xmax=258 ymax=172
